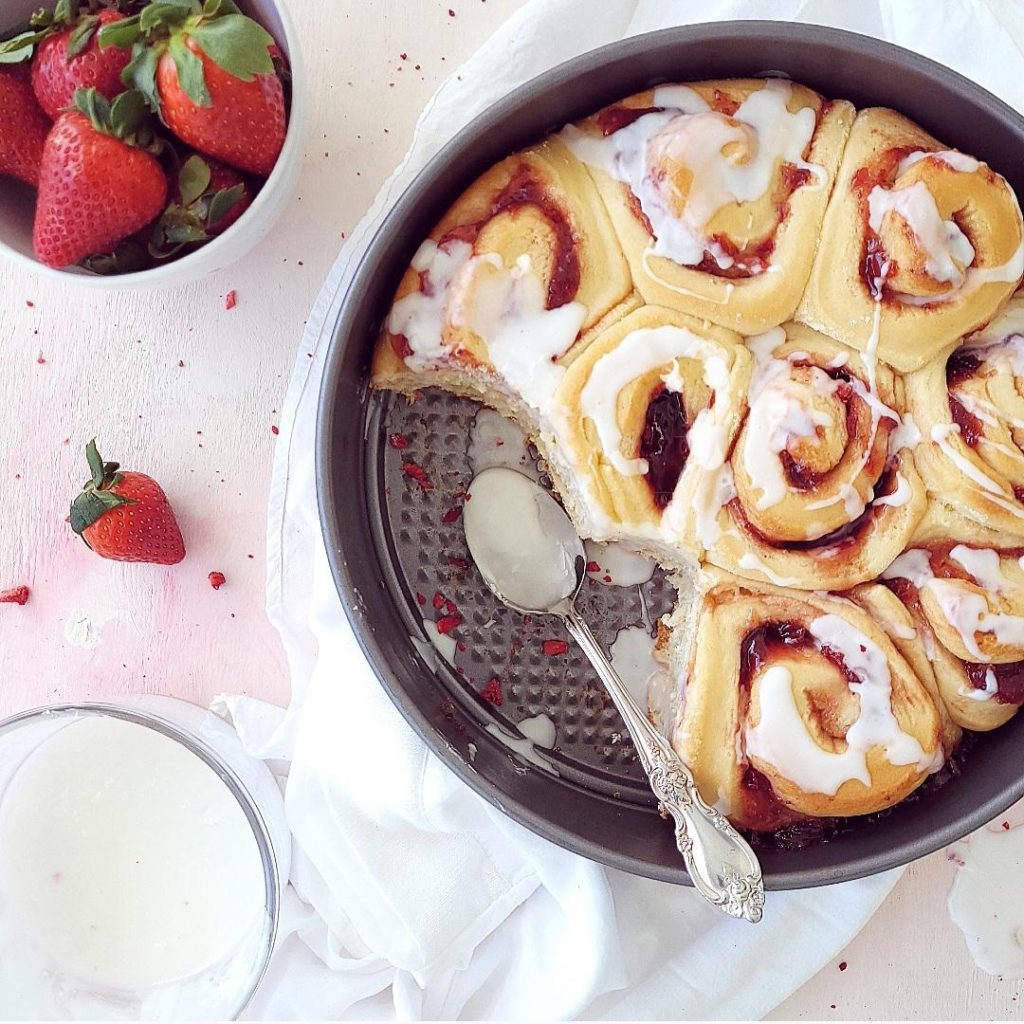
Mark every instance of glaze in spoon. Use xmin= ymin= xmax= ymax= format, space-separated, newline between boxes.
xmin=463 ymin=467 xmax=765 ymax=923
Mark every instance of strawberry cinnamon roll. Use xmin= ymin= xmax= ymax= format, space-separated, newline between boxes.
xmin=545 ymin=305 xmax=752 ymax=553
xmin=561 ymin=79 xmax=854 ymax=334
xmin=662 ymin=570 xmax=944 ymax=830
xmin=798 ymin=108 xmax=1024 ymax=372
xmin=703 ymin=323 xmax=926 ymax=591
xmin=877 ymin=502 xmax=1024 ymax=731
xmin=905 ymin=290 xmax=1024 ymax=538
xmin=372 ymin=139 xmax=635 ymax=419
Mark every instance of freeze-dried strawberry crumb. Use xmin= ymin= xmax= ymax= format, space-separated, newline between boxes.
xmin=402 ymin=462 xmax=434 ymax=489
xmin=603 ymin=574 xmax=612 ymax=583
xmin=437 ymin=614 xmax=462 ymax=635
xmin=479 ymin=678 xmax=503 ymax=705
xmin=389 ymin=432 xmax=410 ymax=450
xmin=442 ymin=506 xmax=462 ymax=524
xmin=447 ymin=557 xmax=470 ymax=569
xmin=838 ymin=961 xmax=847 ymax=972
xmin=416 ymin=592 xmax=427 ymax=606
xmin=0 ymin=586 xmax=29 ymax=605
xmin=271 ymin=425 xmax=280 ymax=435
xmin=208 ymin=571 xmax=227 ymax=590
xmin=225 ymin=290 xmax=238 ymax=310
xmin=542 ymin=639 xmax=569 ymax=656
xmin=444 ymin=598 xmax=457 ymax=614
xmin=457 ymin=641 xmax=466 ymax=652
xmin=1002 ymin=821 xmax=1011 ymax=830
xmin=433 ymin=592 xmax=445 ymax=610
xmin=36 ymin=353 xmax=46 ymax=364
xmin=586 ymin=560 xmax=601 ymax=573
xmin=399 ymin=51 xmax=408 ymax=59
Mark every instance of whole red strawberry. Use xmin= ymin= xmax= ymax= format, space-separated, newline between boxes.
xmin=70 ymin=439 xmax=185 ymax=565
xmin=156 ymin=37 xmax=284 ymax=175
xmin=0 ymin=65 xmax=51 ymax=187
xmin=31 ymin=8 xmax=132 ymax=120
xmin=33 ymin=88 xmax=168 ymax=268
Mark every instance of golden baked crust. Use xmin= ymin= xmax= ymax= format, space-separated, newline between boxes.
xmin=797 ymin=108 xmax=1024 ymax=372
xmin=563 ymin=80 xmax=855 ymax=334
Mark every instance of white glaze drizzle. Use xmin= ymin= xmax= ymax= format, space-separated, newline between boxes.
xmin=578 ymin=325 xmax=731 ymax=476
xmin=562 ymin=80 xmax=822 ymax=270
xmin=745 ymin=614 xmax=938 ymax=796
xmin=584 ymin=540 xmax=656 ymax=587
xmin=449 ymin=253 xmax=586 ymax=411
xmin=868 ymin=181 xmax=975 ymax=285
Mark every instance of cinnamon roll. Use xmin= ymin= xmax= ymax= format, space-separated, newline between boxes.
xmin=545 ymin=305 xmax=752 ymax=551
xmin=798 ymin=108 xmax=1024 ymax=372
xmin=702 ymin=322 xmax=926 ymax=591
xmin=664 ymin=570 xmax=944 ymax=830
xmin=560 ymin=79 xmax=854 ymax=334
xmin=371 ymin=139 xmax=636 ymax=417
xmin=877 ymin=501 xmax=1024 ymax=731
xmin=905 ymin=290 xmax=1024 ymax=538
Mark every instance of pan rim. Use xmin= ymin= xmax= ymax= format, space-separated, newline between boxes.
xmin=316 ymin=20 xmax=1024 ymax=889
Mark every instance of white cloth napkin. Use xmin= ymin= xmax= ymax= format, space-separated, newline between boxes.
xmin=224 ymin=0 xmax=1024 ymax=1018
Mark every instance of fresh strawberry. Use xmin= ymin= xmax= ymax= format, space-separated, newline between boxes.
xmin=148 ymin=151 xmax=252 ymax=256
xmin=0 ymin=66 xmax=51 ymax=186
xmin=70 ymin=439 xmax=185 ymax=565
xmin=33 ymin=87 xmax=167 ymax=268
xmin=31 ymin=9 xmax=132 ymax=120
xmin=156 ymin=37 xmax=284 ymax=175
xmin=117 ymin=3 xmax=284 ymax=176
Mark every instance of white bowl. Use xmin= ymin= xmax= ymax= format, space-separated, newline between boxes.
xmin=0 ymin=0 xmax=307 ymax=289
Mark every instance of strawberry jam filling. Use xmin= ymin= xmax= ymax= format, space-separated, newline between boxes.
xmin=964 ymin=661 xmax=1024 ymax=705
xmin=639 ymin=385 xmax=689 ymax=509
xmin=437 ymin=166 xmax=580 ymax=309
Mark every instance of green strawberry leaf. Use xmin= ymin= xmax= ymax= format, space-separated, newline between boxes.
xmin=0 ymin=31 xmax=42 ymax=62
xmin=169 ymin=32 xmax=210 ymax=105
xmin=165 ymin=220 xmax=208 ymax=244
xmin=203 ymin=0 xmax=242 ymax=15
xmin=97 ymin=13 xmax=142 ymax=50
xmin=178 ymin=154 xmax=211 ymax=206
xmin=188 ymin=14 xmax=273 ymax=81
xmin=122 ymin=41 xmax=161 ymax=116
xmin=74 ymin=86 xmax=112 ymax=130
xmin=70 ymin=487 xmax=134 ymax=537
xmin=207 ymin=182 xmax=244 ymax=227
xmin=85 ymin=437 xmax=106 ymax=487
xmin=28 ymin=9 xmax=56 ymax=30
xmin=109 ymin=88 xmax=147 ymax=137
xmin=140 ymin=1 xmax=196 ymax=32
xmin=53 ymin=0 xmax=81 ymax=25
xmin=66 ymin=14 xmax=100 ymax=58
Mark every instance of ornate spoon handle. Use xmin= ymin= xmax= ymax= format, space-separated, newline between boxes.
xmin=559 ymin=606 xmax=765 ymax=923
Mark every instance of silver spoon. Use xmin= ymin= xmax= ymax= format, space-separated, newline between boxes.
xmin=463 ymin=467 xmax=764 ymax=923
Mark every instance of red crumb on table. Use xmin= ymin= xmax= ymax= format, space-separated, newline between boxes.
xmin=178 ymin=359 xmax=185 ymax=368
xmin=838 ymin=961 xmax=847 ymax=972
xmin=416 ymin=592 xmax=427 ymax=606
xmin=208 ymin=572 xmax=227 ymax=590
xmin=447 ymin=557 xmax=470 ymax=569
xmin=479 ymin=678 xmax=503 ymax=705
xmin=402 ymin=462 xmax=433 ymax=489
xmin=36 ymin=353 xmax=46 ymax=364
xmin=225 ymin=290 xmax=238 ymax=310
xmin=388 ymin=432 xmax=410 ymax=450
xmin=542 ymin=639 xmax=569 ymax=656
xmin=586 ymin=560 xmax=601 ymax=573
xmin=441 ymin=506 xmax=462 ymax=524
xmin=26 ymin=300 xmax=34 ymax=307
xmin=603 ymin=574 xmax=612 ymax=583
xmin=0 ymin=586 xmax=29 ymax=605
xmin=444 ymin=599 xmax=457 ymax=615
xmin=436 ymin=614 xmax=462 ymax=635
xmin=271 ymin=425 xmax=280 ymax=435
xmin=399 ymin=52 xmax=408 ymax=60
xmin=448 ymin=7 xmax=456 ymax=14
xmin=1003 ymin=821 xmax=1012 ymax=830
xmin=433 ymin=592 xmax=445 ymax=610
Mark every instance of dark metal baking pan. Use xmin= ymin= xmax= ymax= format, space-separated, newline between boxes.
xmin=316 ymin=22 xmax=1024 ymax=888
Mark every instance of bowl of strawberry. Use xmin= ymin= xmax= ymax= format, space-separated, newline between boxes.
xmin=0 ymin=0 xmax=305 ymax=285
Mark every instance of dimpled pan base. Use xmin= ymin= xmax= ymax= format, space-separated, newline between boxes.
xmin=319 ymin=23 xmax=1024 ymax=888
